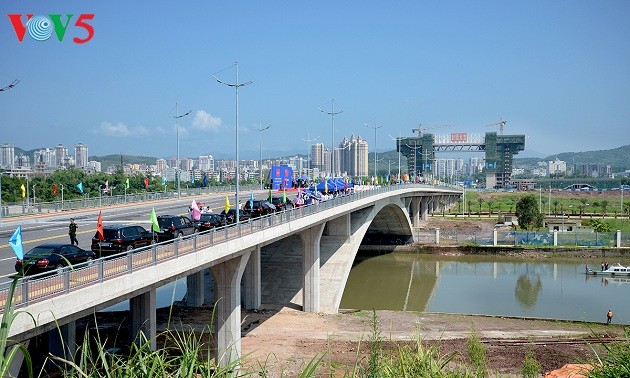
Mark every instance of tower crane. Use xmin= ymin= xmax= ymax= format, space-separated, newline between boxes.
xmin=486 ymin=118 xmax=507 ymax=135
xmin=412 ymin=123 xmax=455 ymax=135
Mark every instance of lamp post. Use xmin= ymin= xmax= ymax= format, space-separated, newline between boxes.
xmin=61 ymin=184 xmax=64 ymax=210
xmin=319 ymin=99 xmax=343 ymax=177
xmin=99 ymin=185 xmax=102 ymax=207
xmin=389 ymin=134 xmax=402 ymax=184
xmin=0 ymin=172 xmax=3 ymax=226
xmin=302 ymin=134 xmax=319 ymax=176
xmin=171 ymin=103 xmax=192 ymax=200
xmin=213 ymin=62 xmax=252 ymax=224
xmin=365 ymin=121 xmax=383 ymax=181
xmin=257 ymin=124 xmax=270 ymax=190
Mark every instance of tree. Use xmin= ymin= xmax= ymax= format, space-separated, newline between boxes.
xmin=487 ymin=200 xmax=494 ymax=217
xmin=477 ymin=198 xmax=484 ymax=216
xmin=600 ymin=200 xmax=608 ymax=217
xmin=515 ymin=195 xmax=543 ymax=230
xmin=467 ymin=199 xmax=474 ymax=217
xmin=552 ymin=200 xmax=559 ymax=215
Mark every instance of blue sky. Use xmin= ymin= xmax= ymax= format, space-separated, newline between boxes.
xmin=1 ymin=1 xmax=629 ymax=160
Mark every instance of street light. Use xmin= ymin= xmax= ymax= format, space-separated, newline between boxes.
xmin=257 ymin=124 xmax=270 ymax=190
xmin=170 ymin=103 xmax=192 ymax=200
xmin=212 ymin=62 xmax=252 ymax=224
xmin=365 ymin=121 xmax=383 ymax=181
xmin=302 ymin=134 xmax=319 ymax=176
xmin=319 ymin=99 xmax=343 ymax=177
xmin=388 ymin=134 xmax=402 ymax=184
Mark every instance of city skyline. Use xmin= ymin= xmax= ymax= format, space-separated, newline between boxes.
xmin=1 ymin=1 xmax=629 ymax=159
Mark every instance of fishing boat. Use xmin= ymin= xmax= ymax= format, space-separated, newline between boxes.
xmin=585 ymin=263 xmax=630 ymax=276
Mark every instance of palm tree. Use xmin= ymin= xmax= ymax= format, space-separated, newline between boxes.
xmin=552 ymin=200 xmax=559 ymax=215
xmin=579 ymin=198 xmax=588 ymax=217
xmin=477 ymin=198 xmax=484 ymax=216
xmin=467 ymin=199 xmax=474 ymax=217
xmin=487 ymin=200 xmax=494 ymax=217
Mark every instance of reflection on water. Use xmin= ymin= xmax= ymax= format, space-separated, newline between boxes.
xmin=514 ymin=274 xmax=542 ymax=309
xmin=340 ymin=254 xmax=630 ymax=324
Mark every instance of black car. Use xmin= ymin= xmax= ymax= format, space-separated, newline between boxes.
xmin=194 ymin=213 xmax=227 ymax=232
xmin=220 ymin=209 xmax=251 ymax=224
xmin=271 ymin=196 xmax=293 ymax=211
xmin=15 ymin=243 xmax=96 ymax=276
xmin=243 ymin=200 xmax=274 ymax=218
xmin=91 ymin=225 xmax=156 ymax=257
xmin=155 ymin=215 xmax=195 ymax=241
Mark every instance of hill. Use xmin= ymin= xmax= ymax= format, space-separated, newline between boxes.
xmin=516 ymin=145 xmax=630 ymax=172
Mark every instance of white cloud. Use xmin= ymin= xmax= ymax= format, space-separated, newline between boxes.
xmin=192 ymin=110 xmax=222 ymax=131
xmin=96 ymin=122 xmax=149 ymax=137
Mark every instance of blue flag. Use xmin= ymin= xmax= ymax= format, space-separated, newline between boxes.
xmin=77 ymin=182 xmax=84 ymax=194
xmin=162 ymin=177 xmax=167 ymax=186
xmin=203 ymin=174 xmax=208 ymax=186
xmin=9 ymin=226 xmax=24 ymax=260
xmin=191 ymin=174 xmax=195 ymax=184
xmin=249 ymin=192 xmax=254 ymax=208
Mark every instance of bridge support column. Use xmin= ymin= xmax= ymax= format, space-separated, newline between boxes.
xmin=300 ymin=223 xmax=325 ymax=313
xmin=131 ymin=289 xmax=156 ymax=350
xmin=410 ymin=197 xmax=421 ymax=227
xmin=210 ymin=250 xmax=251 ymax=368
xmin=243 ymin=246 xmax=261 ymax=310
xmin=421 ymin=197 xmax=429 ymax=221
xmin=48 ymin=320 xmax=76 ymax=361
xmin=186 ymin=270 xmax=205 ymax=307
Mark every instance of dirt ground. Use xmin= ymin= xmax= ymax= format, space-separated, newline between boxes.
xmin=154 ymin=304 xmax=624 ymax=378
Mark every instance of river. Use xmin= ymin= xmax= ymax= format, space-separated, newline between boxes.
xmin=340 ymin=254 xmax=630 ymax=324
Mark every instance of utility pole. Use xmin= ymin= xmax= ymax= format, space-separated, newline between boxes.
xmin=170 ymin=103 xmax=192 ymax=200
xmin=213 ymin=62 xmax=252 ymax=224
xmin=319 ymin=99 xmax=343 ymax=177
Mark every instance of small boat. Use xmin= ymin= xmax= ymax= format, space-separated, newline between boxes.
xmin=586 ymin=263 xmax=630 ymax=276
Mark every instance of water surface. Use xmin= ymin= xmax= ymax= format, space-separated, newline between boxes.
xmin=340 ymin=254 xmax=630 ymax=324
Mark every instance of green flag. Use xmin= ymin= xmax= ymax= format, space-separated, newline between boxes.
xmin=283 ymin=188 xmax=287 ymax=203
xmin=150 ymin=207 xmax=160 ymax=232
xmin=268 ymin=188 xmax=273 ymax=202
xmin=125 ymin=178 xmax=130 ymax=189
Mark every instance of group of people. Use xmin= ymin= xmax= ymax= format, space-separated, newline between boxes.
xmin=601 ymin=261 xmax=610 ymax=271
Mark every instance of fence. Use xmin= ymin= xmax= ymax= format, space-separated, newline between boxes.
xmin=432 ymin=229 xmax=628 ymax=248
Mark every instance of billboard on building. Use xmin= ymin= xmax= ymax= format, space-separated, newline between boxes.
xmin=270 ymin=165 xmax=293 ymax=190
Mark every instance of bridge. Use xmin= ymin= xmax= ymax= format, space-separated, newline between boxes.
xmin=2 ymin=184 xmax=461 ymax=368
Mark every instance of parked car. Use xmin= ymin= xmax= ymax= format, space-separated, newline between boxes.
xmin=155 ymin=215 xmax=195 ymax=241
xmin=91 ymin=225 xmax=156 ymax=257
xmin=220 ymin=209 xmax=251 ymax=224
xmin=271 ymin=196 xmax=293 ymax=211
xmin=243 ymin=200 xmax=274 ymax=217
xmin=194 ymin=213 xmax=227 ymax=232
xmin=15 ymin=243 xmax=96 ymax=276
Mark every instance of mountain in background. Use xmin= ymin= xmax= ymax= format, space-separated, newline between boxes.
xmin=12 ymin=144 xmax=630 ymax=173
xmin=515 ymin=145 xmax=630 ymax=172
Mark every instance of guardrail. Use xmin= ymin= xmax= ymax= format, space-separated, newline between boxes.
xmin=0 ymin=184 xmax=259 ymax=218
xmin=0 ymin=183 xmax=453 ymax=312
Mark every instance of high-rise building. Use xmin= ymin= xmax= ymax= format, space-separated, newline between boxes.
xmin=156 ymin=159 xmax=168 ymax=173
xmin=198 ymin=155 xmax=214 ymax=173
xmin=0 ymin=143 xmax=15 ymax=168
xmin=339 ymin=135 xmax=368 ymax=177
xmin=55 ymin=144 xmax=67 ymax=167
xmin=311 ymin=143 xmax=325 ymax=171
xmin=74 ymin=143 xmax=89 ymax=168
xmin=34 ymin=148 xmax=55 ymax=168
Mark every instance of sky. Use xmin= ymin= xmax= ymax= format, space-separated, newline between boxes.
xmin=1 ymin=1 xmax=629 ymax=161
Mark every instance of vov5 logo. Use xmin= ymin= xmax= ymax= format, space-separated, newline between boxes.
xmin=8 ymin=14 xmax=94 ymax=44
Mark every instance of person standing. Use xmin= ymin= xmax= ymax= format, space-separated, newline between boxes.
xmin=69 ymin=218 xmax=78 ymax=246
xmin=607 ymin=309 xmax=613 ymax=324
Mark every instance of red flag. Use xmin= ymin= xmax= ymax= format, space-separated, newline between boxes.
xmin=96 ymin=211 xmax=104 ymax=241
xmin=52 ymin=183 xmax=57 ymax=196
xmin=144 ymin=177 xmax=149 ymax=189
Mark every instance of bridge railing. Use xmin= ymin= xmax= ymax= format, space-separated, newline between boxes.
xmin=1 ymin=183 xmax=449 ymax=312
